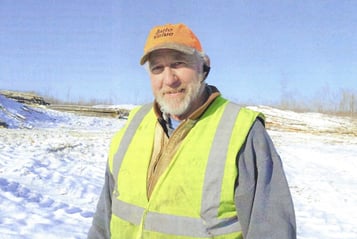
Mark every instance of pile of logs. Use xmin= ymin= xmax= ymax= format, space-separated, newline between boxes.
xmin=0 ymin=90 xmax=129 ymax=119
xmin=0 ymin=90 xmax=49 ymax=106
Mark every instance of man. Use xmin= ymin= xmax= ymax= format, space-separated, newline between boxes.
xmin=88 ymin=23 xmax=296 ymax=239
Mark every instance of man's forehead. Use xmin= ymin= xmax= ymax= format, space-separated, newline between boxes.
xmin=149 ymin=49 xmax=190 ymax=62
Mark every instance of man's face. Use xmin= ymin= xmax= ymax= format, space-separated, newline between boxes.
xmin=148 ymin=49 xmax=204 ymax=118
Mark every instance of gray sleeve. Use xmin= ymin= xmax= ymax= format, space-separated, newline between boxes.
xmin=87 ymin=162 xmax=114 ymax=239
xmin=235 ymin=119 xmax=296 ymax=239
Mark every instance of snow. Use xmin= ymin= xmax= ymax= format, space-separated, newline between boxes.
xmin=1 ymin=96 xmax=357 ymax=238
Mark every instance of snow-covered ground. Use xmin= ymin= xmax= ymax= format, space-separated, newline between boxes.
xmin=1 ymin=95 xmax=356 ymax=239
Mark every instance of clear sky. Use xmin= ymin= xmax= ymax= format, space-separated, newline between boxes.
xmin=1 ymin=0 xmax=356 ymax=105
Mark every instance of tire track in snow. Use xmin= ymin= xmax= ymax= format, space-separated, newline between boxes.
xmin=0 ymin=127 xmax=116 ymax=238
xmin=0 ymin=177 xmax=94 ymax=217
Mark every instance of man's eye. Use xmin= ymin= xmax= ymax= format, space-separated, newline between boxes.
xmin=150 ymin=65 xmax=164 ymax=74
xmin=171 ymin=61 xmax=187 ymax=68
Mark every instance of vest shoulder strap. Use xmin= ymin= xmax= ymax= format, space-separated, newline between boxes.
xmin=112 ymin=103 xmax=152 ymax=187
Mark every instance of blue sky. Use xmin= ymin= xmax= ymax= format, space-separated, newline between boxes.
xmin=1 ymin=0 xmax=356 ymax=105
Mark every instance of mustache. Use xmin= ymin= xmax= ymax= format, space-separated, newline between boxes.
xmin=162 ymin=88 xmax=185 ymax=95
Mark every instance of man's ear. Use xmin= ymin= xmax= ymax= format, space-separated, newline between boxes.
xmin=202 ymin=54 xmax=210 ymax=80
xmin=203 ymin=64 xmax=210 ymax=79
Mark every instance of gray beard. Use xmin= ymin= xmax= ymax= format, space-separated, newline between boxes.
xmin=157 ymin=82 xmax=203 ymax=117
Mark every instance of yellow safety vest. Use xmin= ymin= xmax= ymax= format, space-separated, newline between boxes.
xmin=108 ymin=97 xmax=264 ymax=239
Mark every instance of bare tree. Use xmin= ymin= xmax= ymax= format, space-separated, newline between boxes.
xmin=339 ymin=89 xmax=356 ymax=117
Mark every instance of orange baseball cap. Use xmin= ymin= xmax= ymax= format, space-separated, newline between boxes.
xmin=140 ymin=23 xmax=203 ymax=65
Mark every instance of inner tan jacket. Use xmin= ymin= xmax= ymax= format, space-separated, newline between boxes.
xmin=147 ymin=85 xmax=220 ymax=199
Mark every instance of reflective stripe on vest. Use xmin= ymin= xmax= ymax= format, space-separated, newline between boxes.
xmin=111 ymin=103 xmax=153 ymax=190
xmin=112 ymin=198 xmax=240 ymax=237
xmin=111 ymin=101 xmax=243 ymax=237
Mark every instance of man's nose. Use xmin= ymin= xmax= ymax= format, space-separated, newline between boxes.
xmin=162 ymin=67 xmax=179 ymax=87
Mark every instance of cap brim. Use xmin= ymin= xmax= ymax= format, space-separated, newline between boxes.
xmin=140 ymin=43 xmax=196 ymax=65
